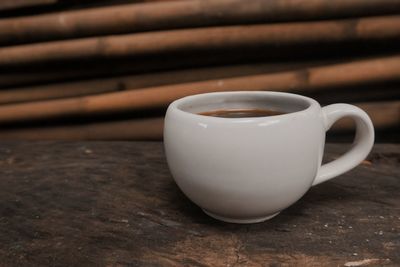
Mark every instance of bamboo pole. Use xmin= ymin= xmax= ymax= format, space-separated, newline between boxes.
xmin=332 ymin=101 xmax=400 ymax=130
xmin=0 ymin=55 xmax=398 ymax=124
xmin=0 ymin=0 xmax=56 ymax=11
xmin=0 ymin=118 xmax=164 ymax=140
xmin=0 ymin=15 xmax=399 ymax=67
xmin=307 ymin=83 xmax=400 ymax=104
xmin=0 ymin=101 xmax=397 ymax=140
xmin=0 ymin=71 xmax=92 ymax=89
xmin=0 ymin=85 xmax=116 ymax=105
xmin=0 ymin=54 xmax=274 ymax=89
xmin=0 ymin=0 xmax=399 ymax=45
xmin=0 ymin=54 xmax=213 ymax=88
xmin=0 ymin=49 xmax=258 ymax=88
xmin=0 ymin=61 xmax=329 ymax=104
xmin=0 ymin=49 xmax=343 ymax=89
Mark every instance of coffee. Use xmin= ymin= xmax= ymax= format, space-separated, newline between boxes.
xmin=198 ymin=108 xmax=285 ymax=118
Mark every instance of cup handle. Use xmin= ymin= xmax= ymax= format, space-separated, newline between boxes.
xmin=312 ymin=104 xmax=374 ymax=186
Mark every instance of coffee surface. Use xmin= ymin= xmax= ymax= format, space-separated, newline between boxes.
xmin=198 ymin=108 xmax=285 ymax=118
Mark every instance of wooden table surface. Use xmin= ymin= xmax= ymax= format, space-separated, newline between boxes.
xmin=0 ymin=142 xmax=398 ymax=267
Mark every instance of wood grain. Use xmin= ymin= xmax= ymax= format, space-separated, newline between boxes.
xmin=0 ymin=142 xmax=398 ymax=266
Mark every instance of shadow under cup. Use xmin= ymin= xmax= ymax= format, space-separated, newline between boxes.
xmin=164 ymin=92 xmax=325 ymax=223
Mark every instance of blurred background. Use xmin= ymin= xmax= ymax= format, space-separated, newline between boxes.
xmin=0 ymin=0 xmax=399 ymax=142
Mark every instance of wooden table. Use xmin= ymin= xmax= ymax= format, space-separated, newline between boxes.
xmin=0 ymin=142 xmax=398 ymax=266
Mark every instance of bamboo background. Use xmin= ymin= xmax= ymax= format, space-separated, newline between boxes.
xmin=0 ymin=0 xmax=399 ymax=142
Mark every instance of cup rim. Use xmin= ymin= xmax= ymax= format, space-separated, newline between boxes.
xmin=168 ymin=91 xmax=320 ymax=121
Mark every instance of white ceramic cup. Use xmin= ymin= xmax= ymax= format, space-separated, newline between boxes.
xmin=164 ymin=91 xmax=374 ymax=223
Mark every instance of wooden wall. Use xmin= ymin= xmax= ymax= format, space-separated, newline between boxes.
xmin=0 ymin=0 xmax=399 ymax=141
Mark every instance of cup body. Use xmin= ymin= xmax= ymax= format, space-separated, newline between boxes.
xmin=164 ymin=91 xmax=325 ymax=223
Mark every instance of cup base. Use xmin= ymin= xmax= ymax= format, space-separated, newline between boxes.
xmin=202 ymin=210 xmax=280 ymax=224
